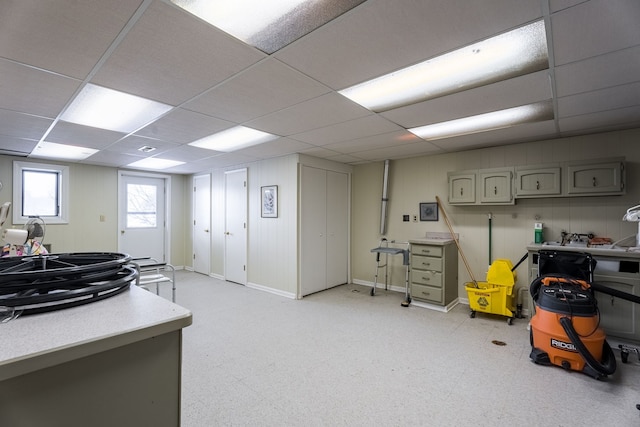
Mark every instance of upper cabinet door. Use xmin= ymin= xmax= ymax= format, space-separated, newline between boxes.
xmin=479 ymin=168 xmax=513 ymax=204
xmin=448 ymin=172 xmax=476 ymax=204
xmin=515 ymin=167 xmax=561 ymax=197
xmin=567 ymin=161 xmax=625 ymax=195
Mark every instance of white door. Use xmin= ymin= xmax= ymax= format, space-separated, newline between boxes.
xmin=118 ymin=173 xmax=167 ymax=262
xmin=326 ymin=170 xmax=348 ymax=288
xmin=224 ymin=169 xmax=247 ymax=285
xmin=300 ymin=166 xmax=327 ymax=296
xmin=193 ymin=174 xmax=211 ymax=275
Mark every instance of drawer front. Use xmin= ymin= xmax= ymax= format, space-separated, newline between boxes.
xmin=412 ymin=270 xmax=443 ymax=287
xmin=411 ymin=255 xmax=442 ymax=272
xmin=411 ymin=283 xmax=443 ymax=303
xmin=412 ymin=245 xmax=443 ymax=257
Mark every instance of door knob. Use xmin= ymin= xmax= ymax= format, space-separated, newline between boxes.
xmin=120 ymin=230 xmax=125 ymax=234
xmin=204 ymin=229 xmax=209 ymax=233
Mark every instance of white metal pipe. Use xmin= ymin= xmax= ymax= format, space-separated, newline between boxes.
xmin=380 ymin=160 xmax=390 ymax=235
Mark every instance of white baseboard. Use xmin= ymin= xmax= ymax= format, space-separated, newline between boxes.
xmin=247 ymin=282 xmax=297 ymax=300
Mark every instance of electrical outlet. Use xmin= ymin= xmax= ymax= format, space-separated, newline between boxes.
xmin=403 ymin=215 xmax=410 ymax=222
xmin=413 ymin=215 xmax=417 ymax=222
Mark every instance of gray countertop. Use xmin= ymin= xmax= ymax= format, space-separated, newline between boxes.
xmin=0 ymin=285 xmax=192 ymax=381
xmin=526 ymin=243 xmax=640 ymax=260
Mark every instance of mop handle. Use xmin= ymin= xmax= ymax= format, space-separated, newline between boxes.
xmin=435 ymin=196 xmax=478 ymax=285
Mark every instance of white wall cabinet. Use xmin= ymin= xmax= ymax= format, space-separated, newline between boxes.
xmin=300 ymin=165 xmax=349 ymax=297
xmin=448 ymin=168 xmax=513 ymax=205
xmin=449 ymin=158 xmax=624 ymax=205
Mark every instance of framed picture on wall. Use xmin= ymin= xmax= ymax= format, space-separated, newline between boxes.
xmin=261 ymin=185 xmax=278 ymax=218
xmin=419 ymin=202 xmax=438 ymax=221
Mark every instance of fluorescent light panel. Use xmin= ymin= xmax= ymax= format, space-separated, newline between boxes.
xmin=61 ymin=84 xmax=172 ymax=133
xmin=30 ymin=142 xmax=98 ymax=161
xmin=127 ymin=157 xmax=185 ymax=170
xmin=189 ymin=126 xmax=278 ymax=152
xmin=409 ymin=101 xmax=554 ymax=140
xmin=170 ymin=0 xmax=366 ymax=53
xmin=339 ymin=20 xmax=548 ymax=112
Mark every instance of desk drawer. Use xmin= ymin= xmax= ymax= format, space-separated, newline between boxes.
xmin=412 ymin=245 xmax=443 ymax=257
xmin=411 ymin=255 xmax=442 ymax=272
xmin=411 ymin=283 xmax=443 ymax=303
xmin=412 ymin=270 xmax=443 ymax=287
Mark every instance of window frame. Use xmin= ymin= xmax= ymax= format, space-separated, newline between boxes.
xmin=13 ymin=161 xmax=70 ymax=225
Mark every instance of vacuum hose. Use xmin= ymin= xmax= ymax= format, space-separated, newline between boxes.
xmin=559 ymin=316 xmax=617 ymax=377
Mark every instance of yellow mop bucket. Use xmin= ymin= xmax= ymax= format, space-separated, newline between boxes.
xmin=466 ymin=259 xmax=516 ymax=323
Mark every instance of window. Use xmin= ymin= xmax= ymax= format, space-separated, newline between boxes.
xmin=126 ymin=183 xmax=157 ymax=228
xmin=13 ymin=161 xmax=69 ymax=224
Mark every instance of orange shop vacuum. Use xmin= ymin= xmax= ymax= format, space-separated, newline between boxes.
xmin=529 ymin=275 xmax=616 ymax=379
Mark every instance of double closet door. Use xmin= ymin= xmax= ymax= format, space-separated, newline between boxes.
xmin=300 ymin=165 xmax=349 ymax=297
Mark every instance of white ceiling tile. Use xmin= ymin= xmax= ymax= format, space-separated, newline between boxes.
xmin=350 ymin=141 xmax=442 ymax=162
xmin=46 ymin=121 xmax=126 ymax=149
xmin=0 ymin=60 xmax=80 ymax=118
xmin=0 ymin=0 xmax=143 ymax=79
xmin=276 ymin=0 xmax=542 ymax=89
xmin=0 ymin=110 xmax=53 ymax=140
xmin=382 ymin=70 xmax=553 ymax=128
xmin=135 ymin=108 xmax=233 ymax=143
xmin=154 ymin=145 xmax=219 ymax=162
xmin=235 ymin=138 xmax=314 ymax=158
xmin=246 ymin=93 xmax=370 ymax=136
xmin=554 ymin=45 xmax=640 ymax=97
xmin=183 ymin=58 xmax=330 ymax=122
xmin=551 ymin=0 xmax=640 ymax=66
xmin=81 ymin=150 xmax=145 ymax=168
xmin=0 ymin=136 xmax=38 ymax=156
xmin=291 ymin=115 xmax=401 ymax=145
xmin=558 ymin=82 xmax=640 ymax=118
xmin=92 ymin=0 xmax=266 ymax=105
xmin=549 ymin=0 xmax=588 ymax=13
xmin=558 ymin=106 xmax=640 ymax=133
xmin=322 ymin=130 xmax=421 ymax=154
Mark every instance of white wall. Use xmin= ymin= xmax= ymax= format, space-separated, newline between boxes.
xmin=351 ymin=128 xmax=640 ymax=305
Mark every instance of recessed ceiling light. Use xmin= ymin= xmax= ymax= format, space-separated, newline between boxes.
xmin=339 ymin=20 xmax=548 ymax=112
xmin=127 ymin=157 xmax=185 ymax=170
xmin=408 ymin=101 xmax=554 ymax=140
xmin=189 ymin=126 xmax=278 ymax=152
xmin=61 ymin=84 xmax=172 ymax=133
xmin=30 ymin=142 xmax=98 ymax=161
xmin=171 ymin=0 xmax=366 ymax=53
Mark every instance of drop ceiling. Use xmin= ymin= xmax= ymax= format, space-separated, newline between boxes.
xmin=0 ymin=0 xmax=638 ymax=174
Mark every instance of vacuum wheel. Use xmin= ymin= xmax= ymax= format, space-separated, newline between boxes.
xmin=507 ymin=317 xmax=514 ymax=325
xmin=470 ymin=310 xmax=476 ymax=318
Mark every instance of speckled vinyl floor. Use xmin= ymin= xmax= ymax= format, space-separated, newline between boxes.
xmin=162 ymin=271 xmax=640 ymax=426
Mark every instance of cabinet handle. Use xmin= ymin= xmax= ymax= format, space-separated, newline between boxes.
xmin=460 ymin=188 xmax=463 ymax=196
xmin=494 ymin=186 xmax=497 ymax=195
xmin=421 ymin=291 xmax=431 ymax=296
xmin=536 ymin=180 xmax=540 ymax=190
xmin=592 ymin=177 xmax=597 ymax=187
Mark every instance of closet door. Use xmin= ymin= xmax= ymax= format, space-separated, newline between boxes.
xmin=300 ymin=166 xmax=327 ymax=296
xmin=326 ymin=171 xmax=348 ymax=288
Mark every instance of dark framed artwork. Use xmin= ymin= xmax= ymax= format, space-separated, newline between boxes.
xmin=419 ymin=202 xmax=438 ymax=221
xmin=261 ymin=185 xmax=278 ymax=218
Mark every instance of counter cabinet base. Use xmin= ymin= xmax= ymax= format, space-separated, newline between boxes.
xmin=0 ymin=330 xmax=183 ymax=427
